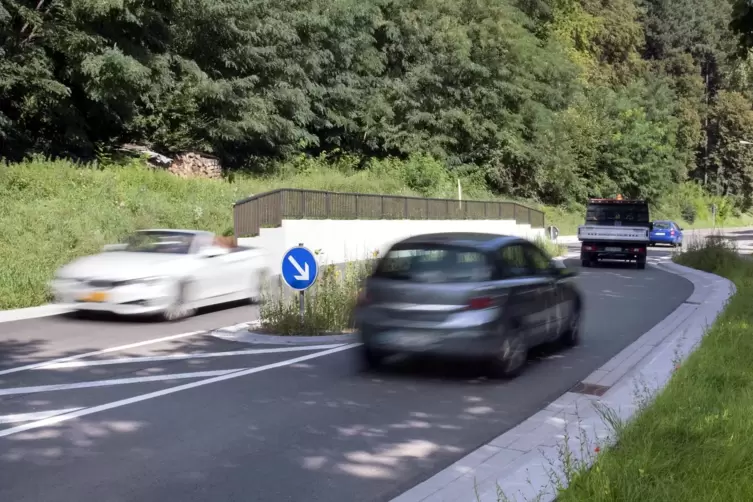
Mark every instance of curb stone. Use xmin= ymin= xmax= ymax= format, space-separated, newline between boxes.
xmin=0 ymin=304 xmax=71 ymax=324
xmin=210 ymin=320 xmax=358 ymax=345
xmin=390 ymin=260 xmax=735 ymax=502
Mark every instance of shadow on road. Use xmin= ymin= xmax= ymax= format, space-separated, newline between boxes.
xmin=59 ymin=298 xmax=253 ymax=324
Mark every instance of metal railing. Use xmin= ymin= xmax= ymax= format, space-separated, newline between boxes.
xmin=233 ymin=188 xmax=545 ymax=237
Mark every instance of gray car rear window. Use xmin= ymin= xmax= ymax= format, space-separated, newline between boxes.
xmin=374 ymin=245 xmax=492 ymax=283
xmin=653 ymin=222 xmax=671 ymax=229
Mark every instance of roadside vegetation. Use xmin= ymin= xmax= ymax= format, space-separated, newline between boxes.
xmin=259 ymin=257 xmax=375 ymax=336
xmin=3 ymin=0 xmax=753 ymax=207
xmin=547 ymin=236 xmax=753 ymax=501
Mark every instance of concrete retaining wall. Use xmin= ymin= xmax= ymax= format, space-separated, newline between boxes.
xmin=239 ymin=218 xmax=545 ymax=267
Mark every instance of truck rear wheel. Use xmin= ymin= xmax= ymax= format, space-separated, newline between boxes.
xmin=636 ymin=256 xmax=646 ymax=270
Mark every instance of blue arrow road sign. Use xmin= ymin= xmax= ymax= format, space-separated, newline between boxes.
xmin=281 ymin=246 xmax=319 ymax=291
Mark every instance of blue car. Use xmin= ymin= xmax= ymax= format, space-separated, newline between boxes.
xmin=649 ymin=220 xmax=683 ymax=247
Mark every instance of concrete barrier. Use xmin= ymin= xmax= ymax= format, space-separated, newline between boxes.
xmin=239 ymin=218 xmax=545 ymax=267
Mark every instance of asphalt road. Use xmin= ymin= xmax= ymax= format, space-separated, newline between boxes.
xmin=0 ymin=243 xmax=696 ymax=502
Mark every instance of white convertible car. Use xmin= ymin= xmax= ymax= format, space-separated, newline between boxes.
xmin=50 ymin=229 xmax=269 ymax=321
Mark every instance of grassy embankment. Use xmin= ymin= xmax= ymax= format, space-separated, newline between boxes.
xmin=552 ymin=236 xmax=753 ymax=501
xmin=2 ymin=157 xmax=750 ymax=311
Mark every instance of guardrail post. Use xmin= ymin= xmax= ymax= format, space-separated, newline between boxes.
xmin=381 ymin=195 xmax=385 ymax=218
xmin=404 ymin=198 xmax=408 ymax=219
xmin=325 ymin=193 xmax=331 ymax=218
xmin=355 ymin=194 xmax=359 ymax=219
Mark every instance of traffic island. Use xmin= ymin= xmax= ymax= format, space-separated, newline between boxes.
xmin=256 ymin=247 xmax=376 ymax=337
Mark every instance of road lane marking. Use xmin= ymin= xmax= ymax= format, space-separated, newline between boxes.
xmin=0 ymin=343 xmax=361 ymax=438
xmin=0 ymin=369 xmax=241 ymax=397
xmin=40 ymin=344 xmax=346 ymax=369
xmin=0 ymin=330 xmax=205 ymax=377
xmin=0 ymin=408 xmax=84 ymax=424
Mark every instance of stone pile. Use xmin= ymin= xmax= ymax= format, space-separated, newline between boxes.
xmin=118 ymin=144 xmax=224 ymax=180
xmin=168 ymin=152 xmax=222 ymax=180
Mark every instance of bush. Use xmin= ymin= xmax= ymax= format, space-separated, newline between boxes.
xmin=533 ymin=235 xmax=568 ymax=259
xmin=259 ymin=255 xmax=376 ymax=335
xmin=674 ymin=231 xmax=739 ymax=275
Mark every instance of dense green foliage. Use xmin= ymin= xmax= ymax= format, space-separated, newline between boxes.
xmin=2 ymin=0 xmax=753 ymax=209
xmin=556 ymin=236 xmax=753 ymax=502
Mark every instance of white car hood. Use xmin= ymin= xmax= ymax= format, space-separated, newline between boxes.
xmin=58 ymin=252 xmax=190 ymax=281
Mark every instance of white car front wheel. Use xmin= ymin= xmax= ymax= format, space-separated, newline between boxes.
xmin=162 ymin=281 xmax=196 ymax=322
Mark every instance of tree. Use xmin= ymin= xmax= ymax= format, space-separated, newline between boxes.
xmin=731 ymin=0 xmax=753 ymax=53
xmin=708 ymin=90 xmax=753 ymax=209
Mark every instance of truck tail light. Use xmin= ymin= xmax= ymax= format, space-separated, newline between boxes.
xmin=628 ymin=247 xmax=646 ymax=254
xmin=583 ymin=244 xmax=597 ymax=251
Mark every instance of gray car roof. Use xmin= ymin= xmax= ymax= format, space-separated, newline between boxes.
xmin=394 ymin=232 xmax=524 ymax=251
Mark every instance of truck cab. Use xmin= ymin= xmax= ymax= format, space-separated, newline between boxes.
xmin=578 ymin=197 xmax=651 ymax=270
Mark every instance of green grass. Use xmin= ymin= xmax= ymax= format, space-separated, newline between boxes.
xmin=1 ymin=156 xmax=749 ymax=310
xmin=555 ymin=236 xmax=753 ymax=502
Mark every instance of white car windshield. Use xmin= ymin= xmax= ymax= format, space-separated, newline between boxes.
xmin=123 ymin=231 xmax=195 ymax=254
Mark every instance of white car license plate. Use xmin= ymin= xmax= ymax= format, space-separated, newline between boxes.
xmin=655 ymin=232 xmax=665 ymax=236
xmin=384 ymin=332 xmax=435 ymax=347
xmin=605 ymin=247 xmax=622 ymax=252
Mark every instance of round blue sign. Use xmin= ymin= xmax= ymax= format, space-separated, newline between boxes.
xmin=281 ymin=246 xmax=319 ymax=291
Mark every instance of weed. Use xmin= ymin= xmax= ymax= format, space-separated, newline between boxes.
xmin=258 ymin=255 xmax=376 ymax=335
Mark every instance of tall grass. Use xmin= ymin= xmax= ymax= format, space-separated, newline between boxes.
xmin=259 ymin=256 xmax=376 ymax=335
xmin=553 ymin=235 xmax=753 ymax=502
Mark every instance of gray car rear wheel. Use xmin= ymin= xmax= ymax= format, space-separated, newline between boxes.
xmin=559 ymin=303 xmax=581 ymax=347
xmin=490 ymin=331 xmax=528 ymax=379
xmin=361 ymin=345 xmax=389 ymax=371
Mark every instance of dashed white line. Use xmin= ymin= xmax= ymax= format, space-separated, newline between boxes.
xmin=0 ymin=369 xmax=240 ymax=397
xmin=0 ymin=330 xmax=206 ymax=377
xmin=0 ymin=343 xmax=361 ymax=438
xmin=0 ymin=408 xmax=84 ymax=424
xmin=40 ymin=344 xmax=345 ymax=369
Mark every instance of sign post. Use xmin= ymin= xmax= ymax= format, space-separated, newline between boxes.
xmin=281 ymin=243 xmax=319 ymax=325
xmin=711 ymin=203 xmax=717 ymax=229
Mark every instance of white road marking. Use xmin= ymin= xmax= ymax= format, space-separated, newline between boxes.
xmin=0 ymin=330 xmax=205 ymax=377
xmin=0 ymin=369 xmax=240 ymax=397
xmin=0 ymin=343 xmax=361 ymax=438
xmin=0 ymin=408 xmax=84 ymax=424
xmin=40 ymin=344 xmax=345 ymax=369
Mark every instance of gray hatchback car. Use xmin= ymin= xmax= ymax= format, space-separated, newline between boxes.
xmin=354 ymin=233 xmax=582 ymax=377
